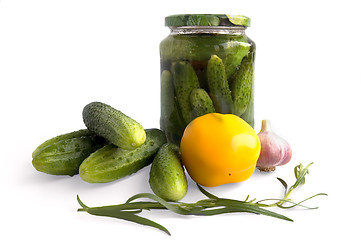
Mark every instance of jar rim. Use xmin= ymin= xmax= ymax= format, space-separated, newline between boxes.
xmin=170 ymin=26 xmax=246 ymax=35
xmin=165 ymin=14 xmax=251 ymax=28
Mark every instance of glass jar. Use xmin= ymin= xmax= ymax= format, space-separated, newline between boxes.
xmin=160 ymin=14 xmax=255 ymax=144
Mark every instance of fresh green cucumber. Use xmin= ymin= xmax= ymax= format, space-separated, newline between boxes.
xmin=32 ymin=130 xmax=106 ymax=176
xmin=231 ymin=51 xmax=254 ymax=116
xmin=79 ymin=129 xmax=167 ymax=183
xmin=149 ymin=143 xmax=188 ymax=201
xmin=82 ymin=102 xmax=146 ymax=150
xmin=223 ymin=42 xmax=250 ymax=79
xmin=160 ymin=70 xmax=185 ymax=144
xmin=207 ymin=55 xmax=233 ymax=113
xmin=171 ymin=61 xmax=200 ymax=124
xmin=190 ymin=88 xmax=215 ymax=119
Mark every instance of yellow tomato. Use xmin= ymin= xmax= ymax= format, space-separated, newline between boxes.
xmin=180 ymin=113 xmax=261 ymax=187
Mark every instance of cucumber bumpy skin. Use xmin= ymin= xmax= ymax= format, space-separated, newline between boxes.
xmin=190 ymin=88 xmax=215 ymax=120
xmin=231 ymin=51 xmax=255 ymax=116
xmin=160 ymin=70 xmax=185 ymax=145
xmin=82 ymin=102 xmax=146 ymax=150
xmin=171 ymin=61 xmax=200 ymax=124
xmin=241 ymin=95 xmax=254 ymax=128
xmin=222 ymin=42 xmax=250 ymax=79
xmin=149 ymin=143 xmax=188 ymax=201
xmin=32 ymin=130 xmax=106 ymax=176
xmin=79 ymin=129 xmax=167 ymax=183
xmin=207 ymin=55 xmax=233 ymax=113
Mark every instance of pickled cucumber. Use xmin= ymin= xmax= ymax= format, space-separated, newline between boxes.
xmin=207 ymin=55 xmax=233 ymax=113
xmin=32 ymin=130 xmax=106 ymax=176
xmin=223 ymin=42 xmax=250 ymax=79
xmin=171 ymin=61 xmax=200 ymax=124
xmin=160 ymin=70 xmax=185 ymax=144
xmin=190 ymin=88 xmax=215 ymax=119
xmin=241 ymin=96 xmax=254 ymax=127
xmin=231 ymin=52 xmax=254 ymax=116
xmin=79 ymin=129 xmax=167 ymax=183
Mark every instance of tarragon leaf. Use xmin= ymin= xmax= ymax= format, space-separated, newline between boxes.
xmin=277 ymin=177 xmax=288 ymax=196
xmin=87 ymin=207 xmax=170 ymax=235
xmin=197 ymin=184 xmax=219 ymax=199
xmin=126 ymin=193 xmax=192 ymax=215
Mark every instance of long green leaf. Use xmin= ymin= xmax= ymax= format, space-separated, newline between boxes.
xmin=192 ymin=206 xmax=244 ymax=216
xmin=277 ymin=177 xmax=288 ymax=196
xmin=83 ymin=202 xmax=165 ymax=212
xmin=215 ymin=198 xmax=293 ymax=221
xmin=77 ymin=195 xmax=89 ymax=209
xmin=197 ymin=184 xmax=219 ymax=199
xmin=276 ymin=193 xmax=328 ymax=209
xmin=126 ymin=193 xmax=192 ymax=215
xmin=85 ymin=207 xmax=170 ymax=236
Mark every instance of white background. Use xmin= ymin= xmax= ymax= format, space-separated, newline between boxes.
xmin=1 ymin=0 xmax=360 ymax=239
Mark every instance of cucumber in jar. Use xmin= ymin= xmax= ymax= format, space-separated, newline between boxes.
xmin=190 ymin=88 xmax=215 ymax=119
xmin=160 ymin=70 xmax=185 ymax=144
xmin=171 ymin=61 xmax=200 ymax=124
xmin=207 ymin=55 xmax=233 ymax=114
xmin=223 ymin=42 xmax=250 ymax=79
xmin=231 ymin=50 xmax=255 ymax=116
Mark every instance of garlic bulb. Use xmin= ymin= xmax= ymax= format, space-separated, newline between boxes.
xmin=256 ymin=120 xmax=292 ymax=172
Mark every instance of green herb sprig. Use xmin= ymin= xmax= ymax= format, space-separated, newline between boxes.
xmin=77 ymin=163 xmax=327 ymax=236
xmin=252 ymin=162 xmax=327 ymax=209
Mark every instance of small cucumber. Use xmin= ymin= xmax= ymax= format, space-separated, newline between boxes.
xmin=231 ymin=51 xmax=255 ymax=116
xmin=32 ymin=130 xmax=106 ymax=176
xmin=207 ymin=55 xmax=233 ymax=113
xmin=160 ymin=70 xmax=176 ymax=124
xmin=82 ymin=102 xmax=146 ymax=150
xmin=160 ymin=70 xmax=185 ymax=145
xmin=79 ymin=129 xmax=167 ymax=183
xmin=171 ymin=61 xmax=200 ymax=124
xmin=223 ymin=42 xmax=250 ymax=79
xmin=190 ymin=88 xmax=215 ymax=119
xmin=149 ymin=143 xmax=188 ymax=201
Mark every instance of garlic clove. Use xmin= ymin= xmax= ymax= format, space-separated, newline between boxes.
xmin=256 ymin=120 xmax=292 ymax=172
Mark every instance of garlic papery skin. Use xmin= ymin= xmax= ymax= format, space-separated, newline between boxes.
xmin=256 ymin=120 xmax=292 ymax=172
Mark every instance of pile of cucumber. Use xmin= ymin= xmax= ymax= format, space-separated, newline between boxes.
xmin=160 ymin=33 xmax=255 ymax=144
xmin=32 ymin=101 xmax=188 ymax=201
